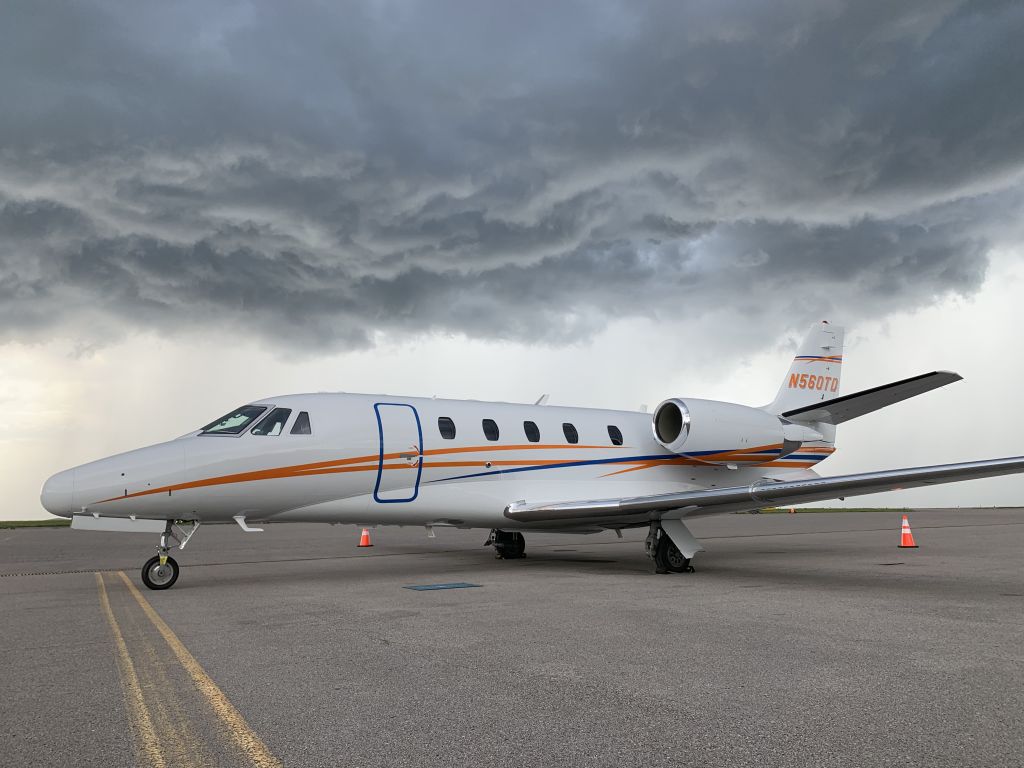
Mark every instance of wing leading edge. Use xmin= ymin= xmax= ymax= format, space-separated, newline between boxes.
xmin=504 ymin=455 xmax=1024 ymax=524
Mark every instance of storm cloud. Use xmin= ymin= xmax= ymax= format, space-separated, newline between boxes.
xmin=1 ymin=0 xmax=1022 ymax=351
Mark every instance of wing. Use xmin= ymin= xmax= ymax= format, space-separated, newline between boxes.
xmin=782 ymin=370 xmax=961 ymax=425
xmin=504 ymin=455 xmax=1024 ymax=524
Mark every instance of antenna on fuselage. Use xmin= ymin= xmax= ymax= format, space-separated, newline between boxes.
xmin=534 ymin=394 xmax=549 ymax=405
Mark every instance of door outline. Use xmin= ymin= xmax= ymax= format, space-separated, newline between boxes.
xmin=373 ymin=402 xmax=424 ymax=503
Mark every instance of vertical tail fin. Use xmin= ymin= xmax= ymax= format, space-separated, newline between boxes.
xmin=766 ymin=322 xmax=845 ymax=415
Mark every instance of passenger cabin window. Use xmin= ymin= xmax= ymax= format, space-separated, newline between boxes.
xmin=290 ymin=411 xmax=312 ymax=435
xmin=607 ymin=425 xmax=623 ymax=446
xmin=438 ymin=416 xmax=456 ymax=440
xmin=562 ymin=422 xmax=579 ymax=444
xmin=523 ymin=420 xmax=540 ymax=443
xmin=251 ymin=407 xmax=292 ymax=436
xmin=482 ymin=418 xmax=500 ymax=441
xmin=200 ymin=405 xmax=268 ymax=435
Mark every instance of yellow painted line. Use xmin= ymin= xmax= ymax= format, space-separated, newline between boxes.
xmin=95 ymin=572 xmax=167 ymax=768
xmin=117 ymin=571 xmax=282 ymax=768
xmin=126 ymin=610 xmax=210 ymax=768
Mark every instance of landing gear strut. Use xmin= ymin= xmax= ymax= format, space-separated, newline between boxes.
xmin=645 ymin=524 xmax=695 ymax=574
xmin=487 ymin=530 xmax=526 ymax=559
xmin=141 ymin=520 xmax=199 ymax=590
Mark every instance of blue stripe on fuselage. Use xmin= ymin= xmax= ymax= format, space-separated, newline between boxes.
xmin=424 ymin=447 xmax=829 ymax=484
xmin=424 ymin=453 xmax=668 ymax=484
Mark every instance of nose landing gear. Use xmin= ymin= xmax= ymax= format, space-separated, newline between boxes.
xmin=141 ymin=520 xmax=199 ymax=590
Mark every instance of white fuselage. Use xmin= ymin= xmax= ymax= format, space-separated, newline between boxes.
xmin=41 ymin=392 xmax=832 ymax=530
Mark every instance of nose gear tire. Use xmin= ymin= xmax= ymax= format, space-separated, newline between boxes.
xmin=142 ymin=555 xmax=179 ymax=590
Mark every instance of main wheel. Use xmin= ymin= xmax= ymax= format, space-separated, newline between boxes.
xmin=505 ymin=532 xmax=526 ymax=559
xmin=655 ymin=536 xmax=692 ymax=574
xmin=141 ymin=555 xmax=179 ymax=590
xmin=494 ymin=532 xmax=526 ymax=559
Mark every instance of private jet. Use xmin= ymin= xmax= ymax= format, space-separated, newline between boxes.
xmin=41 ymin=323 xmax=1024 ymax=589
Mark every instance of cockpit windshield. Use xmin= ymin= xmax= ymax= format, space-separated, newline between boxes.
xmin=251 ymin=408 xmax=292 ymax=436
xmin=199 ymin=405 xmax=268 ymax=435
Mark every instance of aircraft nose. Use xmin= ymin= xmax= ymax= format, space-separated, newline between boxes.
xmin=41 ymin=469 xmax=75 ymax=517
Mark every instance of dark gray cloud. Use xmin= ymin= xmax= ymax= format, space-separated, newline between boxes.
xmin=1 ymin=0 xmax=1021 ymax=352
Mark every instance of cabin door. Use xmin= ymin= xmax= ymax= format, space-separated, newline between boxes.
xmin=373 ymin=403 xmax=423 ymax=503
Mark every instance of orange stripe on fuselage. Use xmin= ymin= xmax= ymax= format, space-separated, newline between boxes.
xmin=600 ymin=458 xmax=689 ymax=478
xmin=690 ymin=443 xmax=784 ymax=461
xmin=599 ymin=444 xmax=834 ymax=477
xmin=94 ymin=441 xmax=831 ymax=505
xmin=94 ymin=444 xmax=621 ymax=503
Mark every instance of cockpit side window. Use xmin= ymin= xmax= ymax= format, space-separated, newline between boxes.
xmin=251 ymin=407 xmax=292 ymax=436
xmin=200 ymin=405 xmax=268 ymax=435
xmin=290 ymin=411 xmax=312 ymax=435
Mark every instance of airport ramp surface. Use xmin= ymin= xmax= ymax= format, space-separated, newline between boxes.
xmin=2 ymin=509 xmax=1023 ymax=767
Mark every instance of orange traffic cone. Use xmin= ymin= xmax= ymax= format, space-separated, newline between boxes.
xmin=358 ymin=528 xmax=373 ymax=548
xmin=898 ymin=515 xmax=918 ymax=548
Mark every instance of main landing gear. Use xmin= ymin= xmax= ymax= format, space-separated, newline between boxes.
xmin=646 ymin=524 xmax=695 ymax=574
xmin=141 ymin=520 xmax=200 ymax=590
xmin=487 ymin=529 xmax=526 ymax=559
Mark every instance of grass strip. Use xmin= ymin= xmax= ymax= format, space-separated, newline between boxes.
xmin=0 ymin=519 xmax=72 ymax=528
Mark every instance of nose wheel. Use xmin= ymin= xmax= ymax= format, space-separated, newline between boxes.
xmin=142 ymin=555 xmax=179 ymax=590
xmin=139 ymin=520 xmax=199 ymax=590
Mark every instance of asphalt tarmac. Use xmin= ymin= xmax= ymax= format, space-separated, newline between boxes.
xmin=2 ymin=508 xmax=1022 ymax=768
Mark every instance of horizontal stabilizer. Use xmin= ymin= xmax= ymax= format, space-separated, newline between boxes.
xmin=782 ymin=370 xmax=962 ymax=425
xmin=504 ymin=455 xmax=1024 ymax=525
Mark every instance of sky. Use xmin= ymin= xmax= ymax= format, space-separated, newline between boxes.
xmin=2 ymin=0 xmax=1023 ymax=519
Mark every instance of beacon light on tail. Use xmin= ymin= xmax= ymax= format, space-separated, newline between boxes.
xmin=41 ymin=322 xmax=1024 ymax=589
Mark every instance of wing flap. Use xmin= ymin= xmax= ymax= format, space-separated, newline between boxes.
xmin=504 ymin=455 xmax=1024 ymax=524
xmin=782 ymin=370 xmax=962 ymax=425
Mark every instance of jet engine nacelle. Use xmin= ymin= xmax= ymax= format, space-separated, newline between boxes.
xmin=652 ymin=397 xmax=814 ymax=463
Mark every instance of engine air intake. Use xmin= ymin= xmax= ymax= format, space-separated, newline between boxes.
xmin=654 ymin=400 xmax=689 ymax=444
